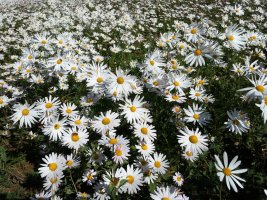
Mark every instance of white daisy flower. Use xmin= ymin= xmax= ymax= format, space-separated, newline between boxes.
xmin=119 ymin=95 xmax=150 ymax=124
xmin=60 ymin=103 xmax=78 ymax=118
xmin=11 ymin=102 xmax=40 ymax=128
xmin=133 ymin=122 xmax=157 ymax=142
xmin=148 ymin=152 xmax=169 ymax=174
xmin=91 ymin=110 xmax=121 ymax=134
xmin=82 ymin=169 xmax=97 ymax=185
xmin=112 ymin=145 xmax=130 ymax=164
xmin=182 ymin=150 xmax=199 ymax=162
xmin=173 ymin=172 xmax=184 ymax=186
xmin=0 ymin=95 xmax=10 ymax=108
xmin=64 ymin=154 xmax=80 ymax=169
xmin=42 ymin=117 xmax=68 ymax=141
xmin=215 ymin=152 xmax=248 ymax=192
xmin=38 ymin=152 xmax=65 ymax=179
xmin=136 ymin=140 xmax=155 ymax=157
xmin=224 ymin=24 xmax=246 ymax=51
xmin=150 ymin=186 xmax=179 ymax=200
xmin=178 ymin=126 xmax=208 ymax=154
xmin=119 ymin=165 xmax=144 ymax=194
xmin=62 ymin=127 xmax=89 ymax=151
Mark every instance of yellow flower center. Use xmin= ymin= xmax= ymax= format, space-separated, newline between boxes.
xmin=59 ymin=39 xmax=63 ymax=44
xmin=199 ymin=79 xmax=205 ymax=85
xmin=113 ymin=91 xmax=117 ymax=97
xmin=87 ymin=98 xmax=93 ymax=103
xmin=45 ymin=102 xmax=53 ymax=109
xmin=193 ymin=113 xmax=200 ymax=120
xmin=56 ymin=59 xmax=62 ymax=65
xmin=189 ymin=135 xmax=198 ymax=144
xmin=115 ymin=149 xmax=122 ymax=156
xmin=171 ymin=59 xmax=177 ymax=65
xmin=71 ymin=133 xmax=80 ymax=142
xmin=172 ymin=95 xmax=180 ymax=100
xmin=180 ymin=44 xmax=185 ymax=49
xmin=111 ymin=177 xmax=119 ymax=186
xmin=153 ymin=81 xmax=159 ymax=86
xmin=87 ymin=174 xmax=93 ymax=180
xmin=41 ymin=40 xmax=47 ymax=44
xmin=177 ymin=176 xmax=182 ymax=181
xmin=0 ymin=98 xmax=3 ymax=104
xmin=144 ymin=169 xmax=152 ymax=176
xmin=228 ymin=35 xmax=235 ymax=41
xmin=102 ymin=117 xmax=110 ymax=125
xmin=71 ymin=66 xmax=77 ymax=71
xmin=150 ymin=60 xmax=155 ymax=66
xmin=186 ymin=151 xmax=193 ymax=156
xmin=48 ymin=163 xmax=57 ymax=171
xmin=50 ymin=177 xmax=58 ymax=184
xmin=194 ymin=49 xmax=202 ymax=56
xmin=109 ymin=138 xmax=118 ymax=145
xmin=66 ymin=108 xmax=72 ymax=114
xmin=195 ymin=92 xmax=201 ymax=97
xmin=75 ymin=119 xmax=81 ymax=125
xmin=191 ymin=28 xmax=198 ymax=34
xmin=172 ymin=65 xmax=177 ymax=70
xmin=154 ymin=161 xmax=161 ymax=168
xmin=162 ymin=197 xmax=170 ymax=200
xmin=223 ymin=167 xmax=232 ymax=176
xmin=22 ymin=108 xmax=29 ymax=116
xmin=26 ymin=69 xmax=31 ymax=73
xmin=264 ymin=97 xmax=267 ymax=105
xmin=117 ymin=77 xmax=124 ymax=84
xmin=141 ymin=127 xmax=148 ymax=134
xmin=130 ymin=106 xmax=137 ymax=112
xmin=66 ymin=160 xmax=73 ymax=166
xmin=174 ymin=107 xmax=180 ymax=113
xmin=256 ymin=85 xmax=264 ymax=92
xmin=54 ymin=123 xmax=61 ymax=130
xmin=232 ymin=119 xmax=240 ymax=125
xmin=141 ymin=144 xmax=148 ymax=150
xmin=28 ymin=55 xmax=33 ymax=60
xmin=97 ymin=77 xmax=103 ymax=83
xmin=127 ymin=175 xmax=135 ymax=184
xmin=173 ymin=81 xmax=180 ymax=86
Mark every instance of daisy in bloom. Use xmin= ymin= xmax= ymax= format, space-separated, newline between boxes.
xmin=0 ymin=95 xmax=10 ymax=108
xmin=165 ymin=92 xmax=187 ymax=103
xmin=113 ymin=145 xmax=130 ymax=164
xmin=43 ymin=175 xmax=62 ymax=194
xmin=148 ymin=152 xmax=169 ymax=174
xmin=62 ymin=127 xmax=89 ymax=151
xmin=87 ymin=147 xmax=106 ymax=165
xmin=11 ymin=102 xmax=40 ymax=128
xmin=172 ymin=105 xmax=182 ymax=114
xmin=224 ymin=24 xmax=246 ymax=51
xmin=215 ymin=151 xmax=248 ymax=192
xmin=119 ymin=95 xmax=150 ymax=124
xmin=107 ymin=68 xmax=137 ymax=97
xmin=69 ymin=116 xmax=89 ymax=129
xmin=189 ymin=88 xmax=205 ymax=102
xmin=173 ymin=172 xmax=184 ymax=186
xmin=178 ymin=126 xmax=208 ymax=154
xmin=42 ymin=117 xmax=68 ymax=141
xmin=82 ymin=169 xmax=97 ymax=185
xmin=99 ymin=132 xmax=129 ymax=148
xmin=48 ymin=54 xmax=69 ymax=72
xmin=182 ymin=150 xmax=199 ymax=162
xmin=119 ymin=165 xmax=144 ymax=194
xmin=256 ymin=95 xmax=267 ymax=123
xmin=38 ymin=153 xmax=65 ymax=178
xmin=238 ymin=75 xmax=267 ymax=101
xmin=185 ymin=23 xmax=204 ymax=43
xmin=184 ymin=43 xmax=212 ymax=67
xmin=183 ymin=103 xmax=211 ymax=127
xmin=37 ymin=96 xmax=60 ymax=112
xmin=150 ymin=186 xmax=179 ymax=200
xmin=103 ymin=168 xmax=124 ymax=189
xmin=33 ymin=32 xmax=51 ymax=49
xmin=231 ymin=63 xmax=245 ymax=76
xmin=60 ymin=103 xmax=78 ymax=118
xmin=32 ymin=191 xmax=51 ymax=200
xmin=166 ymin=73 xmax=191 ymax=94
xmin=93 ymin=182 xmax=110 ymax=200
xmin=136 ymin=140 xmax=155 ymax=157
xmin=224 ymin=109 xmax=250 ymax=135
xmin=64 ymin=154 xmax=80 ymax=169
xmin=144 ymin=50 xmax=165 ymax=75
xmin=91 ymin=110 xmax=121 ymax=134
xmin=143 ymin=169 xmax=158 ymax=184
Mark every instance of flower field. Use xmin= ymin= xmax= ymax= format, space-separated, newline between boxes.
xmin=0 ymin=0 xmax=267 ymax=199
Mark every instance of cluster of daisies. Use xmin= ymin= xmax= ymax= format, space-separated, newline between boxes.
xmin=0 ymin=0 xmax=267 ymax=199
